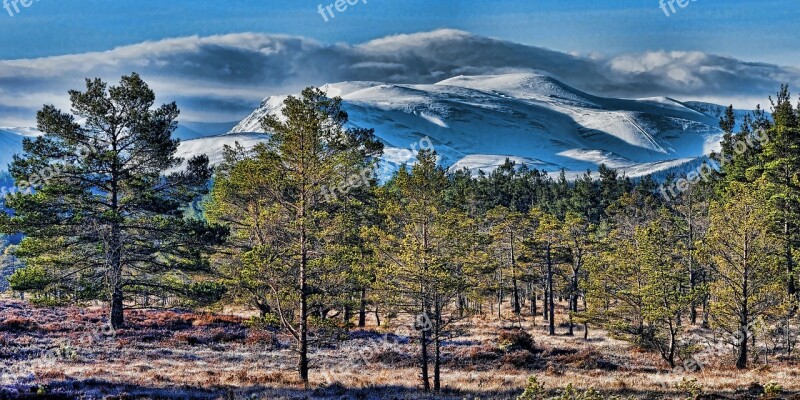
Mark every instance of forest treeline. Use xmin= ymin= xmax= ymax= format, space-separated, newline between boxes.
xmin=1 ymin=75 xmax=799 ymax=391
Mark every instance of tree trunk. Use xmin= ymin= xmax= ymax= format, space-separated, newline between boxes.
xmin=497 ymin=269 xmax=503 ymax=319
xmin=109 ymin=223 xmax=124 ymax=329
xmin=109 ymin=134 xmax=124 ymax=330
xmin=567 ymin=269 xmax=578 ymax=336
xmin=737 ymin=263 xmax=749 ymax=370
xmin=359 ymin=287 xmax=367 ymax=327
xmin=420 ymin=326 xmax=430 ymax=391
xmin=433 ymin=301 xmax=442 ymax=392
xmin=547 ymin=244 xmax=555 ymax=336
xmin=256 ymin=301 xmax=271 ymax=318
xmin=298 ymin=220 xmax=310 ymax=386
xmin=542 ymin=287 xmax=548 ymax=321
xmin=736 ymin=323 xmax=748 ymax=369
xmin=688 ymin=196 xmax=698 ymax=326
xmin=583 ymin=296 xmax=589 ymax=339
xmin=110 ymin=280 xmax=124 ymax=329
xmin=530 ymin=282 xmax=537 ymax=324
xmin=786 ymin=219 xmax=797 ymax=298
xmin=511 ymin=231 xmax=521 ymax=315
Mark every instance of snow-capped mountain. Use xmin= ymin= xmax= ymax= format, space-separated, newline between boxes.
xmin=229 ymin=72 xmax=730 ymax=178
xmin=0 ymin=122 xmax=238 ymax=173
xmin=0 ymin=73 xmax=744 ymax=180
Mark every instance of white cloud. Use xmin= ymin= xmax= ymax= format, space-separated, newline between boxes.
xmin=0 ymin=29 xmax=797 ymax=125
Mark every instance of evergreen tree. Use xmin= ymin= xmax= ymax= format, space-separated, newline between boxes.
xmin=206 ymin=87 xmax=380 ymax=385
xmin=561 ymin=211 xmax=592 ymax=336
xmin=705 ymin=181 xmax=786 ymax=368
xmin=370 ymin=150 xmax=471 ymax=392
xmin=487 ymin=206 xmax=528 ymax=318
xmin=1 ymin=74 xmax=225 ymax=327
xmin=671 ymin=178 xmax=712 ymax=325
xmin=760 ymin=86 xmax=800 ymax=300
xmin=529 ymin=208 xmax=561 ymax=335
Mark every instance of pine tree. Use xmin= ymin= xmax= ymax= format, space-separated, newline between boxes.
xmin=529 ymin=208 xmax=561 ymax=335
xmin=1 ymin=74 xmax=225 ymax=328
xmin=671 ymin=179 xmax=712 ymax=325
xmin=760 ymin=86 xmax=800 ymax=301
xmin=705 ymin=181 xmax=785 ymax=368
xmin=206 ymin=87 xmax=380 ymax=385
xmin=487 ymin=206 xmax=528 ymax=318
xmin=636 ymin=212 xmax=699 ymax=368
xmin=370 ymin=150 xmax=473 ymax=392
xmin=561 ymin=211 xmax=592 ymax=336
xmin=587 ymin=208 xmax=698 ymax=367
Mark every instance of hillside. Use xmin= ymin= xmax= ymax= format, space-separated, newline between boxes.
xmin=231 ymin=73 xmax=732 ymax=178
xmin=0 ymin=74 xmax=751 ymax=179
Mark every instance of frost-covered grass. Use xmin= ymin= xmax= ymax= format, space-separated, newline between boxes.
xmin=0 ymin=299 xmax=797 ymax=399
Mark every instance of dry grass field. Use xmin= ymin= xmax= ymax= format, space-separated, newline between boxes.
xmin=0 ymin=299 xmax=797 ymax=399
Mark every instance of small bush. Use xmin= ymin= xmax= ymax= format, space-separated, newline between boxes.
xmin=209 ymin=327 xmax=246 ymax=343
xmin=192 ymin=313 xmax=243 ymax=327
xmin=245 ymin=314 xmax=281 ymax=331
xmin=503 ymin=350 xmax=537 ymax=368
xmin=0 ymin=315 xmax=35 ymax=331
xmin=517 ymin=376 xmax=546 ymax=400
xmin=675 ymin=377 xmax=703 ymax=398
xmin=763 ymin=381 xmax=782 ymax=397
xmin=467 ymin=343 xmax=503 ymax=361
xmin=51 ymin=343 xmax=78 ymax=361
xmin=498 ymin=328 xmax=536 ymax=352
xmin=555 ymin=349 xmax=617 ymax=371
xmin=173 ymin=331 xmax=202 ymax=345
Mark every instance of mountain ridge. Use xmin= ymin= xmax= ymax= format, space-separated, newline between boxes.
xmin=229 ymin=72 xmax=733 ymax=178
xmin=0 ymin=73 xmax=750 ymax=180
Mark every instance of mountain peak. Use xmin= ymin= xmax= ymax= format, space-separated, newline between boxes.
xmin=228 ymin=73 xmax=726 ymax=178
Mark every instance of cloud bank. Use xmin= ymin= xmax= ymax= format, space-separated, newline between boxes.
xmin=0 ymin=29 xmax=797 ymax=125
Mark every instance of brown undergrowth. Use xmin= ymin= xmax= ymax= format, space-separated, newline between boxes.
xmin=0 ymin=300 xmax=797 ymax=399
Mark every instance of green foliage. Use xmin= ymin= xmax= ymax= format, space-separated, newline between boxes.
xmin=245 ymin=314 xmax=281 ymax=331
xmin=675 ymin=377 xmax=703 ymax=398
xmin=705 ymin=181 xmax=786 ymax=368
xmin=763 ymin=381 xmax=783 ymax=397
xmin=205 ymin=87 xmax=382 ymax=383
xmin=554 ymin=385 xmax=605 ymax=400
xmin=517 ymin=376 xmax=546 ymax=400
xmin=497 ymin=328 xmax=535 ymax=352
xmin=184 ymin=281 xmax=227 ymax=306
xmin=0 ymin=73 xmax=226 ymax=327
xmin=3 ymin=79 xmax=799 ymax=388
xmin=517 ymin=378 xmax=626 ymax=400
xmin=7 ymin=265 xmax=49 ymax=291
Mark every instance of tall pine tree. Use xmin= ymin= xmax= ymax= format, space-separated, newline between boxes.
xmin=1 ymin=74 xmax=225 ymax=328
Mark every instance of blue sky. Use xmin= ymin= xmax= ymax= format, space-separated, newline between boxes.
xmin=0 ymin=0 xmax=798 ymax=65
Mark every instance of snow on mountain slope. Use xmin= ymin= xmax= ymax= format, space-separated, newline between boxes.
xmin=173 ymin=121 xmax=240 ymax=140
xmin=173 ymin=133 xmax=270 ymax=170
xmin=0 ymin=73 xmax=733 ymax=180
xmin=0 ymin=123 xmax=246 ymax=172
xmin=0 ymin=129 xmax=30 ymax=171
xmin=682 ymin=101 xmax=760 ymax=132
xmin=450 ymin=155 xmax=560 ymax=175
xmin=230 ymin=72 xmax=727 ymax=177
